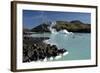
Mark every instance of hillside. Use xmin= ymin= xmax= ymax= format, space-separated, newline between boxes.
xmin=29 ymin=20 xmax=91 ymax=33
xmin=31 ymin=23 xmax=51 ymax=33
xmin=53 ymin=20 xmax=91 ymax=33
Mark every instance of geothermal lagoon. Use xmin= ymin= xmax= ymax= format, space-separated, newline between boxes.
xmin=31 ymin=32 xmax=91 ymax=61
xmin=32 ymin=22 xmax=91 ymax=61
xmin=23 ymin=22 xmax=91 ymax=62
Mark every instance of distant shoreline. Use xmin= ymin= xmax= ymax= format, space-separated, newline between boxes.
xmin=24 ymin=20 xmax=91 ymax=33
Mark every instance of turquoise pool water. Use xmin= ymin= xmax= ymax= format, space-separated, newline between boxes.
xmin=30 ymin=32 xmax=91 ymax=61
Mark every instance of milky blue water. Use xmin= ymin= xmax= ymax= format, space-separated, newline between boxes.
xmin=31 ymin=32 xmax=91 ymax=61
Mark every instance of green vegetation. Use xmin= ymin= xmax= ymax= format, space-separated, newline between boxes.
xmin=53 ymin=20 xmax=91 ymax=33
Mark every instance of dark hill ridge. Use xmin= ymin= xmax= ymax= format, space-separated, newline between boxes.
xmin=28 ymin=20 xmax=91 ymax=33
xmin=31 ymin=23 xmax=51 ymax=33
xmin=70 ymin=20 xmax=84 ymax=24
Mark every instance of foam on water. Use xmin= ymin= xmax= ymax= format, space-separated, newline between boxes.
xmin=50 ymin=57 xmax=54 ymax=61
xmin=59 ymin=29 xmax=69 ymax=34
xmin=43 ymin=58 xmax=47 ymax=62
xmin=63 ymin=51 xmax=69 ymax=56
xmin=55 ymin=55 xmax=62 ymax=59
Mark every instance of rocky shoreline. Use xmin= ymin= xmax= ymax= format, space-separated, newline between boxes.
xmin=23 ymin=36 xmax=67 ymax=62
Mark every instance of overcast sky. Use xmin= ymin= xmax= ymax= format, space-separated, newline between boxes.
xmin=23 ymin=10 xmax=91 ymax=29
